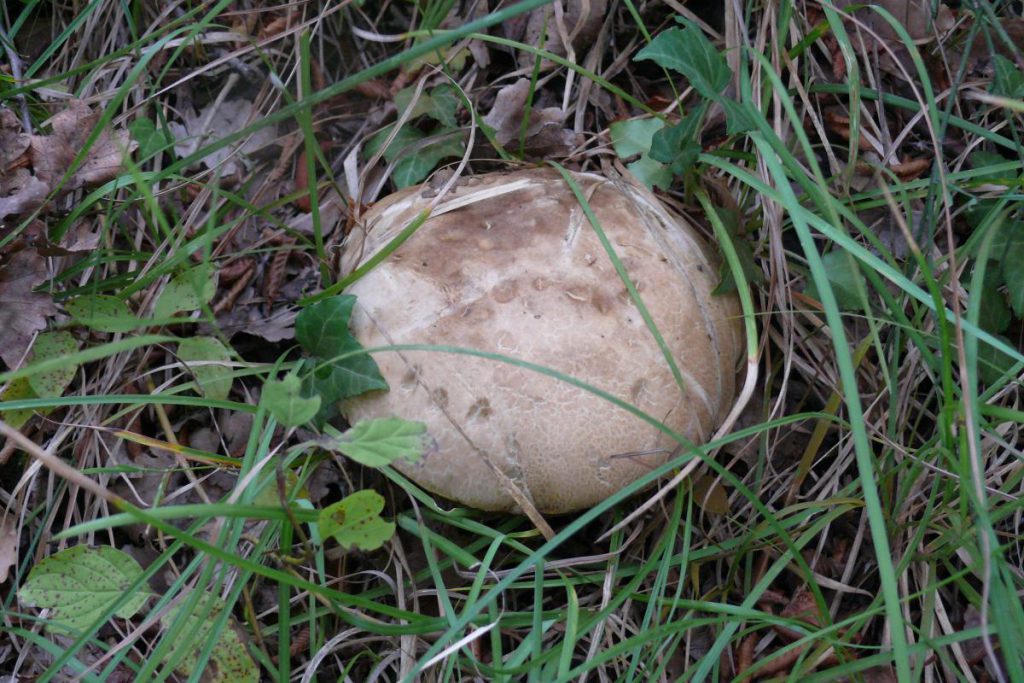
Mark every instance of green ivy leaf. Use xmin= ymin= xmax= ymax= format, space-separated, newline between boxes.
xmin=325 ymin=417 xmax=427 ymax=468
xmin=178 ymin=336 xmax=233 ymax=401
xmin=648 ymin=109 xmax=704 ymax=176
xmin=129 ymin=116 xmax=172 ymax=162
xmin=261 ymin=374 xmax=321 ymax=427
xmin=160 ymin=593 xmax=258 ymax=683
xmin=318 ymin=489 xmax=395 ymax=551
xmin=609 ymin=118 xmax=672 ymax=190
xmin=153 ymin=266 xmax=216 ymax=320
xmin=295 ymin=296 xmax=388 ymax=411
xmin=635 ymin=23 xmax=731 ymax=99
xmin=28 ymin=331 xmax=79 ymax=399
xmin=392 ymin=132 xmax=464 ymax=189
xmin=18 ymin=545 xmax=151 ymax=634
xmin=395 ymin=83 xmax=461 ymax=128
xmin=66 ymin=295 xmax=140 ymax=333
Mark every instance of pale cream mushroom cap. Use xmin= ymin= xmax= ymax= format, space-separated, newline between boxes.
xmin=341 ymin=167 xmax=743 ymax=514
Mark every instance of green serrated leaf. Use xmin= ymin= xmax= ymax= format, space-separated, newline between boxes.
xmin=329 ymin=417 xmax=427 ymax=467
xmin=0 ymin=376 xmax=38 ymax=429
xmin=318 ymin=489 xmax=395 ymax=551
xmin=635 ymin=24 xmax=731 ymax=99
xmin=153 ymin=267 xmax=216 ymax=320
xmin=18 ymin=545 xmax=150 ymax=634
xmin=28 ymin=331 xmax=79 ymax=399
xmin=66 ymin=295 xmax=140 ymax=333
xmin=261 ymin=374 xmax=321 ymax=427
xmin=178 ymin=336 xmax=233 ymax=401
xmin=804 ymin=250 xmax=862 ymax=310
xmin=160 ymin=593 xmax=258 ymax=683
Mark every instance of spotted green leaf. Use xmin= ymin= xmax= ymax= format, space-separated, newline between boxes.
xmin=160 ymin=593 xmax=258 ymax=683
xmin=178 ymin=336 xmax=233 ymax=401
xmin=66 ymin=295 xmax=139 ymax=333
xmin=153 ymin=267 xmax=216 ymax=320
xmin=28 ymin=331 xmax=79 ymax=399
xmin=18 ymin=545 xmax=150 ymax=634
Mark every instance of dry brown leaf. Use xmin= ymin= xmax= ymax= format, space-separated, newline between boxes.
xmin=168 ymin=99 xmax=279 ymax=177
xmin=30 ymin=100 xmax=132 ymax=191
xmin=217 ymin=304 xmax=297 ymax=342
xmin=483 ymin=79 xmax=578 ymax=158
xmin=504 ymin=0 xmax=608 ymax=66
xmin=0 ymin=169 xmax=49 ymax=221
xmin=0 ymin=515 xmax=18 ymax=583
xmin=0 ymin=249 xmax=57 ymax=369
xmin=0 ymin=108 xmax=31 ymax=170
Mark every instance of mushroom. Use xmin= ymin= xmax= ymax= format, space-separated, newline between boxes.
xmin=341 ymin=168 xmax=744 ymax=514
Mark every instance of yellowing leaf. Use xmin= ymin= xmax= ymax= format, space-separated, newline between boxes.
xmin=318 ymin=489 xmax=395 ymax=551
xmin=691 ymin=475 xmax=730 ymax=515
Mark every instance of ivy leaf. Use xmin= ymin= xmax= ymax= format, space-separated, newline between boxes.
xmin=391 ymin=132 xmax=464 ymax=189
xmin=28 ymin=331 xmax=79 ymax=399
xmin=296 ymin=295 xmax=388 ymax=402
xmin=324 ymin=417 xmax=427 ymax=468
xmin=18 ymin=545 xmax=150 ymax=634
xmin=178 ymin=336 xmax=233 ymax=401
xmin=395 ymin=83 xmax=461 ymax=128
xmin=66 ymin=295 xmax=140 ymax=333
xmin=635 ymin=23 xmax=731 ymax=99
xmin=318 ymin=489 xmax=395 ymax=551
xmin=153 ymin=266 xmax=216 ymax=320
xmin=648 ymin=107 xmax=704 ymax=176
xmin=160 ymin=593 xmax=259 ymax=683
xmin=609 ymin=118 xmax=672 ymax=190
xmin=261 ymin=374 xmax=321 ymax=427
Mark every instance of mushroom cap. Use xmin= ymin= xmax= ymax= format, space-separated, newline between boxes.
xmin=341 ymin=168 xmax=743 ymax=513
